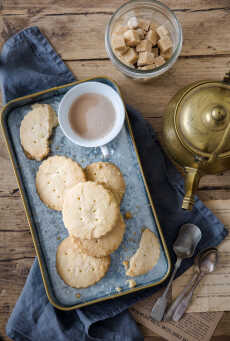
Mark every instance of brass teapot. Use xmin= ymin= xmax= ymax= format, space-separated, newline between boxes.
xmin=163 ymin=74 xmax=230 ymax=210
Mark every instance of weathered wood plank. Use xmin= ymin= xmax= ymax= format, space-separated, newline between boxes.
xmin=0 ymin=258 xmax=33 ymax=341
xmin=1 ymin=9 xmax=230 ymax=59
xmin=2 ymin=0 xmax=230 ymax=15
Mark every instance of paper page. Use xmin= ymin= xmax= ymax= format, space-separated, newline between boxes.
xmin=172 ymin=200 xmax=230 ymax=313
xmin=130 ymin=290 xmax=223 ymax=341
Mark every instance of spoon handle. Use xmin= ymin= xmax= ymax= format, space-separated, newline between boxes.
xmin=164 ymin=271 xmax=199 ymax=321
xmin=150 ymin=257 xmax=182 ymax=321
xmin=171 ymin=272 xmax=205 ymax=321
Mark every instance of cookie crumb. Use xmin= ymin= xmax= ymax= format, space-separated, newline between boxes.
xmin=75 ymin=293 xmax=81 ymax=299
xmin=123 ymin=260 xmax=129 ymax=270
xmin=126 ymin=279 xmax=136 ymax=288
xmin=115 ymin=287 xmax=122 ymax=292
xmin=125 ymin=211 xmax=132 ymax=219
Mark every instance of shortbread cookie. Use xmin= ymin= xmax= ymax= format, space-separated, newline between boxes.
xmin=71 ymin=214 xmax=126 ymax=257
xmin=62 ymin=181 xmax=120 ymax=239
xmin=126 ymin=229 xmax=160 ymax=277
xmin=20 ymin=103 xmax=58 ymax=161
xmin=36 ymin=155 xmax=86 ymax=211
xmin=85 ymin=162 xmax=125 ymax=203
xmin=56 ymin=236 xmax=110 ymax=288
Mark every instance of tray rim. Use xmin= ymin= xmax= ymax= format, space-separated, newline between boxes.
xmin=1 ymin=76 xmax=171 ymax=310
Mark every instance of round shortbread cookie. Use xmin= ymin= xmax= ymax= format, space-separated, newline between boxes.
xmin=62 ymin=181 xmax=120 ymax=239
xmin=126 ymin=229 xmax=160 ymax=277
xmin=85 ymin=162 xmax=125 ymax=203
xmin=20 ymin=103 xmax=58 ymax=161
xmin=36 ymin=155 xmax=86 ymax=211
xmin=71 ymin=214 xmax=126 ymax=257
xmin=56 ymin=236 xmax=110 ymax=288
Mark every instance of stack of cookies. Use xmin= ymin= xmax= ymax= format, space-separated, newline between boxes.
xmin=36 ymin=156 xmax=126 ymax=288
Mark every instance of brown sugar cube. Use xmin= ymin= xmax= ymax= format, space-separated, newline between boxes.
xmin=136 ymin=28 xmax=145 ymax=39
xmin=158 ymin=35 xmax=173 ymax=53
xmin=112 ymin=35 xmax=128 ymax=54
xmin=113 ymin=24 xmax=128 ymax=35
xmin=137 ymin=52 xmax=155 ymax=66
xmin=124 ymin=29 xmax=140 ymax=47
xmin=162 ymin=48 xmax=173 ymax=60
xmin=156 ymin=25 xmax=169 ymax=38
xmin=154 ymin=55 xmax=165 ymax=67
xmin=138 ymin=64 xmax=156 ymax=70
xmin=123 ymin=48 xmax=138 ymax=64
xmin=136 ymin=40 xmax=152 ymax=53
xmin=152 ymin=47 xmax=159 ymax=57
xmin=146 ymin=30 xmax=158 ymax=45
xmin=150 ymin=22 xmax=157 ymax=31
xmin=139 ymin=20 xmax=150 ymax=32
xmin=127 ymin=17 xmax=139 ymax=29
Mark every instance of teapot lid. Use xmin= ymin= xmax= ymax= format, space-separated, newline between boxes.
xmin=175 ymin=81 xmax=230 ymax=158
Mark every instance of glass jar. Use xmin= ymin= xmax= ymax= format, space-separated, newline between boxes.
xmin=105 ymin=0 xmax=183 ymax=81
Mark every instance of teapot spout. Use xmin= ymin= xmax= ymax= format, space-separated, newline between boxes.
xmin=182 ymin=167 xmax=201 ymax=210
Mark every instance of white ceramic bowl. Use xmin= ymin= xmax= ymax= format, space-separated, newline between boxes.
xmin=58 ymin=81 xmax=125 ymax=148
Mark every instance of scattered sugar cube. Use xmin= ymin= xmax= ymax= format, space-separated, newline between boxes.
xmin=123 ymin=48 xmax=138 ymax=64
xmin=139 ymin=20 xmax=150 ymax=32
xmin=152 ymin=47 xmax=159 ymax=57
xmin=146 ymin=29 xmax=158 ymax=45
xmin=128 ymin=16 xmax=139 ymax=29
xmin=138 ymin=64 xmax=156 ymax=70
xmin=154 ymin=55 xmax=165 ymax=67
xmin=124 ymin=29 xmax=140 ymax=47
xmin=156 ymin=25 xmax=169 ymax=38
xmin=136 ymin=39 xmax=152 ymax=52
xmin=112 ymin=35 xmax=128 ymax=54
xmin=158 ymin=35 xmax=173 ymax=52
xmin=113 ymin=24 xmax=128 ymax=35
xmin=137 ymin=51 xmax=155 ymax=66
xmin=136 ymin=28 xmax=145 ymax=39
xmin=162 ymin=48 xmax=173 ymax=60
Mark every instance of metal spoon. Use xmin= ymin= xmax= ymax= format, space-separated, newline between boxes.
xmin=150 ymin=223 xmax=202 ymax=321
xmin=164 ymin=248 xmax=218 ymax=322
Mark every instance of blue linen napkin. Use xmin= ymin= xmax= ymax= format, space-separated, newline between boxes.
xmin=1 ymin=26 xmax=227 ymax=341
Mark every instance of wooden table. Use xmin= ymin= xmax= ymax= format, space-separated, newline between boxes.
xmin=1 ymin=1 xmax=230 ymax=340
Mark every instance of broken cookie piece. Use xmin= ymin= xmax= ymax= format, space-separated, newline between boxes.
xmin=126 ymin=229 xmax=160 ymax=277
xmin=126 ymin=279 xmax=136 ymax=288
xmin=20 ymin=103 xmax=58 ymax=161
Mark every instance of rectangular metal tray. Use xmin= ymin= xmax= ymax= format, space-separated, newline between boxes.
xmin=1 ymin=77 xmax=171 ymax=310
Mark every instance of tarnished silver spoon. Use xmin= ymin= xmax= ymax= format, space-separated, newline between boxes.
xmin=150 ymin=224 xmax=202 ymax=321
xmin=164 ymin=248 xmax=218 ymax=322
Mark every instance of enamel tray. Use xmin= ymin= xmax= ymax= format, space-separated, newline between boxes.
xmin=1 ymin=77 xmax=171 ymax=310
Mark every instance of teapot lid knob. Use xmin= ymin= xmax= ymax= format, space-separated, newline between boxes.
xmin=211 ymin=106 xmax=227 ymax=122
xmin=204 ymin=105 xmax=228 ymax=130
